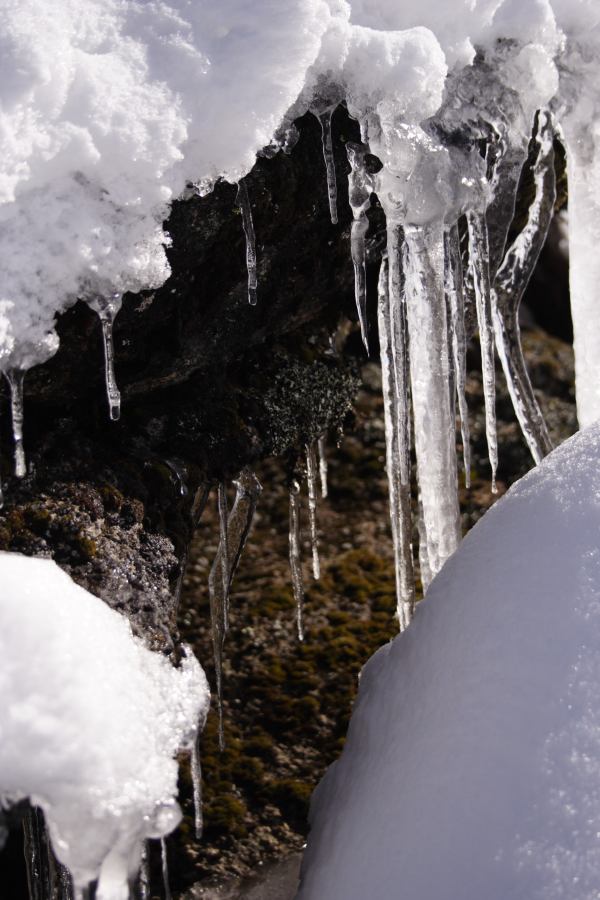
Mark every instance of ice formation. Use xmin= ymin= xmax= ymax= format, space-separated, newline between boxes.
xmin=0 ymin=551 xmax=209 ymax=898
xmin=299 ymin=423 xmax=600 ymax=900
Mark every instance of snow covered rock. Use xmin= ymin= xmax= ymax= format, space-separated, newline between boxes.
xmin=0 ymin=551 xmax=209 ymax=898
xmin=299 ymin=422 xmax=600 ymax=900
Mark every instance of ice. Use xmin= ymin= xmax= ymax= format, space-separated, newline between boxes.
xmin=86 ymin=293 xmax=123 ymax=422
xmin=305 ymin=442 xmax=321 ymax=581
xmin=377 ymin=249 xmax=414 ymax=630
xmin=317 ymin=436 xmax=328 ymax=499
xmin=208 ymin=469 xmax=261 ymax=749
xmin=289 ymin=479 xmax=305 ymax=641
xmin=466 ymin=210 xmax=498 ymax=492
xmin=314 ymin=108 xmax=338 ymax=225
xmin=217 ymin=482 xmax=230 ymax=631
xmin=191 ymin=734 xmax=204 ymax=841
xmin=160 ymin=838 xmax=172 ymax=900
xmin=401 ymin=223 xmax=461 ymax=579
xmin=0 ymin=552 xmax=209 ymax=896
xmin=346 ymin=142 xmax=374 ymax=353
xmin=23 ymin=808 xmax=52 ymax=900
xmin=138 ymin=843 xmax=151 ymax=900
xmin=236 ymin=180 xmax=258 ymax=306
xmin=3 ymin=367 xmax=26 ymax=477
xmin=299 ymin=424 xmax=600 ymax=900
xmin=492 ymin=110 xmax=555 ymax=463
xmin=444 ymin=226 xmax=471 ymax=487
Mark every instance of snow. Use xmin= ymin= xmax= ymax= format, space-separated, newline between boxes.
xmin=299 ymin=423 xmax=600 ymax=900
xmin=0 ymin=551 xmax=209 ymax=898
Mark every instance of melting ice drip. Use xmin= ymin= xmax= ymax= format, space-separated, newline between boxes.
xmin=236 ymin=180 xmax=258 ymax=305
xmin=86 ymin=292 xmax=123 ymax=422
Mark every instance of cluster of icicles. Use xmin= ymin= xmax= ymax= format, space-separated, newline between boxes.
xmin=10 ymin=104 xmax=559 ymax=897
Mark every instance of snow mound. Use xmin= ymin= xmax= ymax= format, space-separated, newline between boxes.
xmin=0 ymin=551 xmax=209 ymax=898
xmin=299 ymin=423 xmax=600 ymax=900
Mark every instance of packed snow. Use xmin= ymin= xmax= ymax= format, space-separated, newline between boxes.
xmin=298 ymin=423 xmax=600 ymax=900
xmin=0 ymin=551 xmax=209 ymax=898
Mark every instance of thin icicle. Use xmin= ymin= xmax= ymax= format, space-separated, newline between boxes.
xmin=492 ymin=110 xmax=555 ymax=464
xmin=236 ymin=179 xmax=258 ymax=305
xmin=87 ymin=293 xmax=122 ymax=421
xmin=316 ymin=108 xmax=338 ymax=224
xmin=466 ymin=210 xmax=498 ymax=492
xmin=208 ymin=469 xmax=262 ymax=750
xmin=160 ymin=838 xmax=172 ymax=900
xmin=402 ymin=223 xmax=461 ymax=578
xmin=217 ymin=482 xmax=230 ymax=631
xmin=138 ymin=842 xmax=151 ymax=900
xmin=191 ymin=732 xmax=204 ymax=841
xmin=305 ymin=442 xmax=321 ymax=580
xmin=4 ymin=368 xmax=26 ymax=477
xmin=289 ymin=479 xmax=304 ymax=641
xmin=317 ymin=436 xmax=328 ymax=499
xmin=444 ymin=225 xmax=472 ymax=488
xmin=347 ymin=142 xmax=373 ymax=352
xmin=377 ymin=249 xmax=414 ymax=630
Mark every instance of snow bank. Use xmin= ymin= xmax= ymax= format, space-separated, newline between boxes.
xmin=0 ymin=551 xmax=209 ymax=898
xmin=298 ymin=422 xmax=600 ymax=899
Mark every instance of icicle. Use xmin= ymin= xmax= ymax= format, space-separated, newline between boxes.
xmin=444 ymin=225 xmax=472 ymax=487
xmin=289 ymin=479 xmax=305 ymax=641
xmin=191 ymin=732 xmax=204 ymax=841
xmin=316 ymin=108 xmax=338 ymax=224
xmin=377 ymin=245 xmax=414 ymax=629
xmin=466 ymin=210 xmax=498 ymax=492
xmin=160 ymin=838 xmax=172 ymax=900
xmin=317 ymin=436 xmax=328 ymax=499
xmin=138 ymin=842 xmax=151 ymax=900
xmin=492 ymin=110 xmax=555 ymax=464
xmin=217 ymin=482 xmax=230 ymax=631
xmin=4 ymin=368 xmax=26 ymax=477
xmin=23 ymin=807 xmax=52 ymax=900
xmin=87 ymin=293 xmax=122 ymax=421
xmin=417 ymin=492 xmax=433 ymax=595
xmin=347 ymin=142 xmax=373 ymax=352
xmin=236 ymin=179 xmax=258 ymax=305
xmin=402 ymin=223 xmax=461 ymax=579
xmin=208 ymin=469 xmax=262 ymax=750
xmin=305 ymin=442 xmax=321 ymax=580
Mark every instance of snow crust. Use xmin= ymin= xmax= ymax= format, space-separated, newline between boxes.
xmin=0 ymin=551 xmax=209 ymax=898
xmin=299 ymin=422 xmax=600 ymax=900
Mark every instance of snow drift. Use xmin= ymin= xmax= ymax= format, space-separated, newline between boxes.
xmin=299 ymin=422 xmax=600 ymax=900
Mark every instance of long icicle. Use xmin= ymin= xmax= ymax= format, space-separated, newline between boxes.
xmin=402 ymin=222 xmax=461 ymax=579
xmin=4 ymin=368 xmax=26 ymax=477
xmin=316 ymin=108 xmax=338 ymax=224
xmin=377 ymin=246 xmax=414 ymax=630
xmin=347 ymin=142 xmax=373 ymax=352
xmin=305 ymin=442 xmax=321 ymax=580
xmin=217 ymin=482 xmax=230 ymax=631
xmin=317 ymin=436 xmax=328 ymax=499
xmin=87 ymin=293 xmax=123 ymax=421
xmin=492 ymin=110 xmax=555 ymax=463
xmin=444 ymin=225 xmax=472 ymax=487
xmin=208 ymin=469 xmax=262 ymax=749
xmin=466 ymin=210 xmax=498 ymax=492
xmin=236 ymin=179 xmax=258 ymax=306
xmin=289 ymin=479 xmax=305 ymax=641
xmin=160 ymin=838 xmax=172 ymax=900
